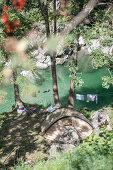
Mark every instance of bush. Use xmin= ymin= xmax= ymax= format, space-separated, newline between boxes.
xmin=15 ymin=128 xmax=113 ymax=170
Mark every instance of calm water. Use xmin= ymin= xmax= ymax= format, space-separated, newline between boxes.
xmin=0 ymin=65 xmax=113 ymax=114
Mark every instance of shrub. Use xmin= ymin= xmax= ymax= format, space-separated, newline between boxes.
xmin=15 ymin=128 xmax=113 ymax=170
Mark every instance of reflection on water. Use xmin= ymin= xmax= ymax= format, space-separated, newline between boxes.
xmin=0 ymin=64 xmax=113 ymax=114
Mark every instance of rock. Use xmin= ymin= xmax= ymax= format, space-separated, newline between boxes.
xmin=79 ymin=36 xmax=85 ymax=46
xmin=44 ymin=56 xmax=51 ymax=64
xmin=34 ymin=50 xmax=69 ymax=69
xmin=78 ymin=36 xmax=113 ymax=55
xmin=31 ymin=50 xmax=39 ymax=56
xmin=20 ymin=70 xmax=39 ymax=82
xmin=5 ymin=59 xmax=12 ymax=67
xmin=35 ymin=62 xmax=48 ymax=69
xmin=102 ymin=46 xmax=113 ymax=54
xmin=56 ymin=58 xmax=65 ymax=65
xmin=35 ymin=53 xmax=46 ymax=63
xmin=27 ymin=26 xmax=113 ymax=70
xmin=91 ymin=108 xmax=112 ymax=135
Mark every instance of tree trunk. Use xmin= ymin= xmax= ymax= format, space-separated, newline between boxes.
xmin=67 ymin=42 xmax=78 ymax=108
xmin=38 ymin=0 xmax=61 ymax=107
xmin=52 ymin=0 xmax=61 ymax=107
xmin=37 ymin=0 xmax=98 ymax=107
xmin=53 ymin=0 xmax=57 ymax=34
xmin=67 ymin=78 xmax=75 ymax=108
xmin=51 ymin=54 xmax=61 ymax=107
xmin=12 ymin=69 xmax=22 ymax=106
xmin=5 ymin=0 xmax=22 ymax=107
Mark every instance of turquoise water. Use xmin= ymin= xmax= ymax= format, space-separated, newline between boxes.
xmin=0 ymin=84 xmax=15 ymax=113
xmin=0 ymin=65 xmax=113 ymax=114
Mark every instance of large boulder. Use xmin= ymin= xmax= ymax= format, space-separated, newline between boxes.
xmin=91 ymin=108 xmax=113 ymax=135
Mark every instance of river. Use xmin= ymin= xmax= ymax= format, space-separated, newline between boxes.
xmin=0 ymin=65 xmax=113 ymax=114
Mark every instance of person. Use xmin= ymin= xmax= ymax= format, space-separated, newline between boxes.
xmin=17 ymin=102 xmax=25 ymax=113
xmin=43 ymin=89 xmax=50 ymax=93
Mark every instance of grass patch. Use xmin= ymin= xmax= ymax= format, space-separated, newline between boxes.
xmin=0 ymin=106 xmax=51 ymax=170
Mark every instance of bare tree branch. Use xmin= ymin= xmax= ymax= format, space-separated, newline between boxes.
xmin=60 ymin=0 xmax=99 ymax=36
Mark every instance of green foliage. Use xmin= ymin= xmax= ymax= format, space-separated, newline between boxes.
xmin=70 ymin=74 xmax=84 ymax=87
xmin=85 ymin=128 xmax=113 ymax=155
xmin=101 ymin=38 xmax=113 ymax=47
xmin=10 ymin=8 xmax=42 ymax=38
xmin=91 ymin=49 xmax=111 ymax=69
xmin=80 ymin=108 xmax=91 ymax=119
xmin=15 ymin=128 xmax=113 ymax=170
xmin=68 ymin=59 xmax=84 ymax=87
xmin=80 ymin=8 xmax=113 ymax=88
xmin=71 ymin=0 xmax=89 ymax=16
xmin=90 ymin=48 xmax=113 ymax=88
xmin=68 ymin=59 xmax=78 ymax=73
xmin=59 ymin=1 xmax=113 ymax=89
xmin=0 ymin=27 xmax=5 ymax=43
xmin=0 ymin=28 xmax=7 ymax=69
xmin=102 ymin=76 xmax=113 ymax=89
xmin=0 ymin=49 xmax=6 ymax=68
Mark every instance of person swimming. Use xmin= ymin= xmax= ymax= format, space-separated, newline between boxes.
xmin=43 ymin=89 xmax=50 ymax=93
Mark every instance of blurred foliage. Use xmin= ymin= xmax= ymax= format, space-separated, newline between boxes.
xmin=0 ymin=1 xmax=42 ymax=100
xmin=17 ymin=75 xmax=38 ymax=98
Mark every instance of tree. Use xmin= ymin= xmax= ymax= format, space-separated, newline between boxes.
xmin=81 ymin=1 xmax=113 ymax=88
xmin=37 ymin=0 xmax=61 ymax=107
xmin=1 ymin=0 xmax=27 ymax=107
xmin=58 ymin=0 xmax=99 ymax=108
xmin=67 ymin=40 xmax=78 ymax=108
xmin=36 ymin=0 xmax=100 ymax=108
xmin=59 ymin=0 xmax=113 ymax=107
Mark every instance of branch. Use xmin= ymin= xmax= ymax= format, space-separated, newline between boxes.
xmin=59 ymin=0 xmax=99 ymax=37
